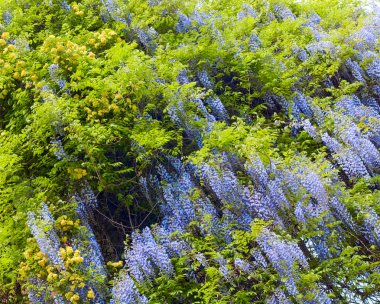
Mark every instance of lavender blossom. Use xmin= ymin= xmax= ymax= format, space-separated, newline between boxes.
xmin=293 ymin=92 xmax=314 ymax=117
xmin=266 ymin=289 xmax=292 ymax=304
xmin=257 ymin=229 xmax=308 ymax=295
xmin=237 ymin=4 xmax=257 ymax=20
xmin=126 ymin=227 xmax=174 ymax=283
xmin=273 ymin=4 xmax=295 ymax=20
xmin=346 ymin=58 xmax=365 ymax=82
xmin=27 ymin=203 xmax=64 ymax=268
xmin=305 ymin=41 xmax=335 ymax=55
xmin=366 ymin=58 xmax=380 ymax=81
xmin=249 ymin=34 xmax=261 ymax=51
xmin=303 ymin=119 xmax=318 ymax=139
xmin=177 ymin=69 xmax=190 ymax=85
xmin=111 ymin=272 xmax=148 ymax=304
xmin=298 ymin=49 xmax=308 ymax=61
xmin=27 ymin=278 xmax=47 ymax=304
xmin=50 ymin=139 xmax=66 ymax=160
xmin=335 ymin=148 xmax=370 ymax=179
xmin=197 ymin=70 xmax=213 ymax=90
xmin=60 ymin=1 xmax=71 ymax=10
xmin=136 ymin=27 xmax=157 ymax=51
xmin=234 ymin=258 xmax=254 ymax=273
xmin=2 ymin=11 xmax=11 ymax=25
xmin=329 ymin=197 xmax=356 ymax=231
xmin=176 ymin=12 xmax=192 ymax=33
xmin=361 ymin=207 xmax=380 ymax=246
xmin=205 ymin=96 xmax=228 ymax=121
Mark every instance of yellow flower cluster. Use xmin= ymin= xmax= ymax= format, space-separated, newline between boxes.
xmin=107 ymin=260 xmax=124 ymax=268
xmin=41 ymin=36 xmax=89 ymax=71
xmin=67 ymin=167 xmax=88 ymax=180
xmin=20 ymin=232 xmax=96 ymax=302
xmin=72 ymin=3 xmax=84 ymax=16
xmin=88 ymin=29 xmax=120 ymax=50
xmin=64 ymin=287 xmax=94 ymax=302
xmin=0 ymin=31 xmax=28 ymax=97
xmin=18 ymin=262 xmax=31 ymax=280
xmin=59 ymin=246 xmax=84 ymax=268
xmin=82 ymin=93 xmax=122 ymax=122
xmin=56 ymin=215 xmax=81 ymax=232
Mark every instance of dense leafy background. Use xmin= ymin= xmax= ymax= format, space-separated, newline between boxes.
xmin=1 ymin=0 xmax=380 ymax=303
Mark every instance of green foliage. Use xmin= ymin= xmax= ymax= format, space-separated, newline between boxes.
xmin=0 ymin=0 xmax=379 ymax=302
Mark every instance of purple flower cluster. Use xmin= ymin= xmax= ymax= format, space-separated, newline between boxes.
xmin=110 ymin=272 xmax=148 ymax=304
xmin=237 ymin=4 xmax=257 ymax=20
xmin=197 ymin=70 xmax=213 ymax=90
xmin=361 ymin=207 xmax=380 ymax=246
xmin=167 ymin=101 xmax=204 ymax=148
xmin=366 ymin=58 xmax=380 ymax=81
xmin=136 ymin=27 xmax=158 ymax=51
xmin=257 ymin=229 xmax=308 ymax=295
xmin=234 ymin=258 xmax=254 ymax=273
xmin=59 ymin=1 xmax=70 ymax=11
xmin=293 ymin=92 xmax=314 ymax=117
xmin=126 ymin=227 xmax=174 ymax=283
xmin=249 ymin=34 xmax=261 ymax=51
xmin=305 ymin=41 xmax=335 ymax=55
xmin=50 ymin=138 xmax=66 ymax=160
xmin=48 ymin=64 xmax=60 ymax=80
xmin=27 ymin=203 xmax=65 ymax=268
xmin=176 ymin=12 xmax=192 ymax=33
xmin=205 ymin=96 xmax=228 ymax=121
xmin=266 ymin=289 xmax=292 ymax=304
xmin=346 ymin=58 xmax=365 ymax=82
xmin=273 ymin=4 xmax=295 ymax=21
xmin=177 ymin=69 xmax=190 ymax=85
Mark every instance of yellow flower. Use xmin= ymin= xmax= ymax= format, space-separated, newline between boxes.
xmin=57 ymin=44 xmax=65 ymax=52
xmin=72 ymin=256 xmax=84 ymax=264
xmin=114 ymin=260 xmax=124 ymax=267
xmin=59 ymin=247 xmax=66 ymax=257
xmin=65 ymin=292 xmax=74 ymax=300
xmin=70 ymin=294 xmax=80 ymax=303
xmin=87 ymin=289 xmax=95 ymax=299
xmin=47 ymin=272 xmax=58 ymax=282
xmin=0 ymin=39 xmax=6 ymax=46
xmin=23 ymin=248 xmax=33 ymax=258
xmin=66 ymin=246 xmax=74 ymax=255
xmin=38 ymin=259 xmax=46 ymax=267
xmin=1 ymin=32 xmax=10 ymax=39
xmin=16 ymin=60 xmax=25 ymax=68
xmin=9 ymin=53 xmax=18 ymax=60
